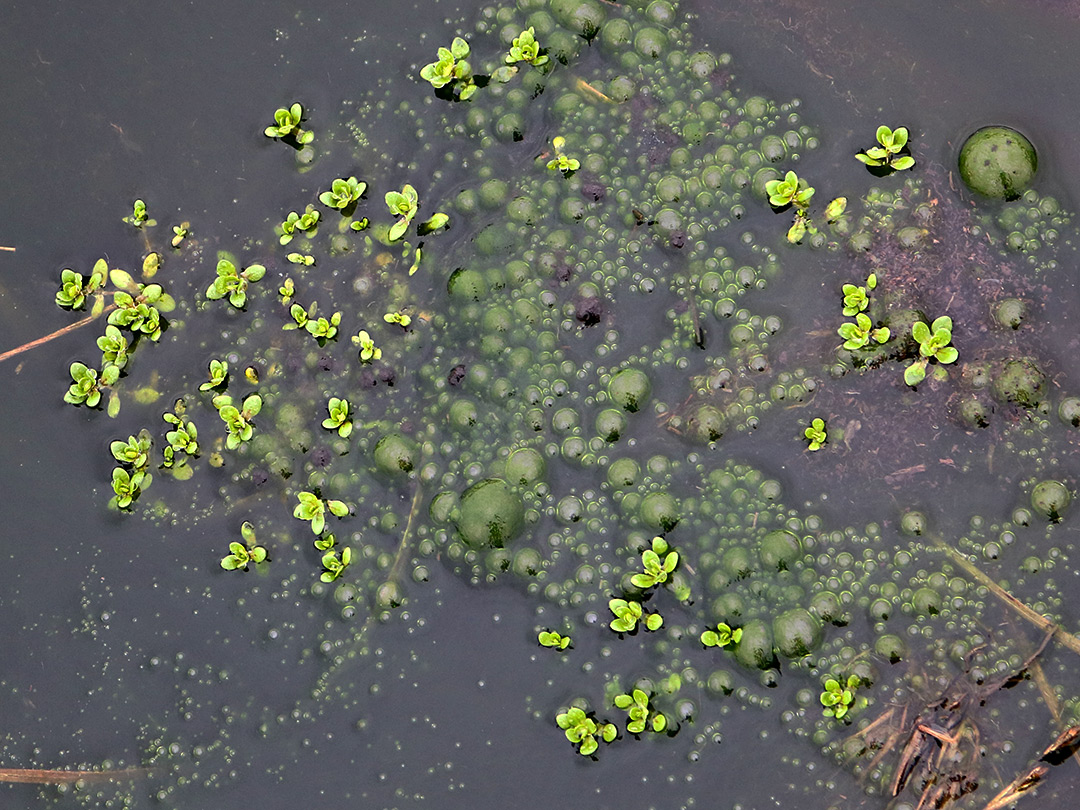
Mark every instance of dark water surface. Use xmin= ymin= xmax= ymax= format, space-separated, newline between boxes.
xmin=4 ymin=1 xmax=1080 ymax=808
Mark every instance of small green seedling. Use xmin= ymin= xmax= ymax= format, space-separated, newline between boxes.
xmin=283 ymin=302 xmax=313 ymax=332
xmin=538 ymin=630 xmax=571 ymax=650
xmin=199 ymin=358 xmax=229 ymax=391
xmin=352 ymin=330 xmax=382 ymax=362
xmin=419 ymin=37 xmax=477 ymax=101
xmin=385 ymin=185 xmax=419 ymax=241
xmin=96 ymin=325 xmax=130 ymax=370
xmin=555 ymin=707 xmax=616 ymax=756
xmin=804 ymin=418 xmax=827 ymax=451
xmin=905 ymin=316 xmax=958 ymax=386
xmin=162 ymin=407 xmax=199 ymax=467
xmin=856 ymin=125 xmax=915 ymax=172
xmin=630 ymin=536 xmax=679 ymax=589
xmin=56 ymin=260 xmax=107 ymax=310
xmin=65 ymin=361 xmax=119 ymax=408
xmin=278 ymin=206 xmax=320 ymax=245
xmin=350 ymin=217 xmax=370 ymax=232
xmin=110 ymin=430 xmax=151 ymax=470
xmin=838 ymin=312 xmax=890 ymax=351
xmin=294 ymin=490 xmax=349 ymax=534
xmin=765 ymin=170 xmax=815 ymax=209
xmin=322 ymin=397 xmax=353 ymax=438
xmin=384 ymin=310 xmax=411 ymax=328
xmin=417 ymin=211 xmax=450 ymax=236
xmin=546 ymin=136 xmax=580 ymax=176
xmin=609 ymin=598 xmax=662 ymax=633
xmin=123 ymin=199 xmax=156 ymax=228
xmin=108 ymin=277 xmax=167 ymax=341
xmin=506 ymin=27 xmax=548 ymax=67
xmin=264 ymin=103 xmax=314 ymax=144
xmin=286 ymin=252 xmax=315 ymax=266
xmin=820 ymin=674 xmax=861 ymax=720
xmin=111 ymin=466 xmax=150 ymax=509
xmin=221 ymin=521 xmax=269 ymax=571
xmin=279 ymin=278 xmax=295 ymax=303
xmin=320 ymin=546 xmax=352 ymax=582
xmin=214 ymin=393 xmax=262 ymax=449
xmin=614 ymin=689 xmax=667 ymax=734
xmin=206 ymin=259 xmax=266 ymax=308
xmin=700 ymin=622 xmax=742 ymax=648
xmin=319 ymin=176 xmax=367 ymax=210
xmin=314 ymin=533 xmax=337 ymax=552
xmin=171 ymin=223 xmax=190 ymax=247
xmin=842 ymin=273 xmax=878 ymax=316
xmin=305 ymin=309 xmax=342 ymax=345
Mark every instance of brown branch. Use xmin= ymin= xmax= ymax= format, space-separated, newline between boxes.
xmin=0 ymin=246 xmax=15 ymax=252
xmin=0 ymin=766 xmax=153 ymax=784
xmin=0 ymin=304 xmax=115 ymax=365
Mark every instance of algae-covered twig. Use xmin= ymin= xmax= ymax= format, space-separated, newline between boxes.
xmin=0 ymin=766 xmax=153 ymax=784
xmin=929 ymin=534 xmax=1080 ymax=656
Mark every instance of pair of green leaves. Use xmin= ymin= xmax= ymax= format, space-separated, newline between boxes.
xmin=294 ymin=491 xmax=349 ymax=535
xmin=265 ymin=102 xmax=314 ymax=144
xmin=538 ymin=630 xmax=571 ymax=650
xmin=856 ymin=125 xmax=915 ymax=172
xmin=820 ymin=674 xmax=861 ymax=720
xmin=613 ymin=689 xmax=667 ymax=734
xmin=221 ymin=522 xmax=268 ymax=571
xmin=905 ymin=316 xmax=959 ymax=386
xmin=206 ymin=258 xmax=266 ymax=309
xmin=555 ymin=707 xmax=616 ymax=757
xmin=609 ymin=598 xmax=662 ymax=633
xmin=546 ymin=136 xmax=580 ymax=176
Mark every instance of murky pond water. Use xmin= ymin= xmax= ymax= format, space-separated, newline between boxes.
xmin=4 ymin=1 xmax=1080 ymax=808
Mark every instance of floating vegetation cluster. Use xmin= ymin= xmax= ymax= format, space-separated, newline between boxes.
xmin=9 ymin=0 xmax=1080 ymax=807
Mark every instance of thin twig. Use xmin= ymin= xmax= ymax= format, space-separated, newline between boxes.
xmin=0 ymin=766 xmax=152 ymax=784
xmin=0 ymin=304 xmax=115 ymax=364
xmin=0 ymin=245 xmax=15 ymax=252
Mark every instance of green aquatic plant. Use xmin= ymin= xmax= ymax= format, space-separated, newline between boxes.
xmin=319 ymin=176 xmax=367 ymax=210
xmin=609 ymin=598 xmax=662 ymax=633
xmin=199 ymin=358 xmax=228 ymax=392
xmin=384 ymin=310 xmax=411 ymax=328
xmin=96 ymin=325 xmax=130 ymax=370
xmin=820 ymin=674 xmax=861 ymax=721
xmin=221 ymin=521 xmax=268 ymax=571
xmin=838 ymin=312 xmax=890 ymax=351
xmin=293 ymin=490 xmax=349 ymax=535
xmin=350 ymin=217 xmax=370 ymax=232
xmin=322 ymin=397 xmax=353 ymax=438
xmin=283 ymin=302 xmax=312 ymax=332
xmin=110 ymin=430 xmax=151 ymax=470
xmin=122 ymin=199 xmax=155 ymax=228
xmin=171 ymin=223 xmax=189 ymax=247
xmin=842 ymin=273 xmax=878 ymax=316
xmin=630 ymin=536 xmax=679 ymax=589
xmin=385 ymin=185 xmax=419 ymax=241
xmin=804 ymin=418 xmax=827 ymax=451
xmin=304 ymin=309 xmax=342 ymax=345
xmin=506 ymin=27 xmax=548 ymax=68
xmin=205 ymin=259 xmax=266 ymax=309
xmin=352 ymin=330 xmax=382 ymax=362
xmin=64 ymin=361 xmax=119 ymax=408
xmin=417 ymin=211 xmax=450 ymax=236
xmin=765 ymin=170 xmax=814 ymax=209
xmin=614 ymin=689 xmax=667 ymax=734
xmin=111 ymin=466 xmax=149 ymax=510
xmin=905 ymin=316 xmax=959 ymax=386
xmin=278 ymin=277 xmax=295 ymax=303
xmin=320 ymin=546 xmax=352 ymax=582
xmin=286 ymin=252 xmax=315 ymax=266
xmin=214 ymin=393 xmax=262 ymax=450
xmin=700 ymin=622 xmax=742 ymax=649
xmin=419 ymin=37 xmax=477 ymax=101
xmin=555 ymin=707 xmax=616 ymax=757
xmin=787 ymin=196 xmax=847 ymax=244
xmin=162 ymin=408 xmax=198 ymax=467
xmin=264 ymin=102 xmax=314 ymax=144
xmin=538 ymin=630 xmax=572 ymax=650
xmin=55 ymin=260 xmax=107 ymax=310
xmin=108 ymin=276 xmax=166 ymax=341
xmin=546 ymin=136 xmax=580 ymax=176
xmin=278 ymin=205 xmax=320 ymax=245
xmin=856 ymin=125 xmax=915 ymax=172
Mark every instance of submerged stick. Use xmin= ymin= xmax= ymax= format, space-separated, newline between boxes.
xmin=0 ymin=766 xmax=152 ymax=784
xmin=929 ymin=535 xmax=1080 ymax=656
xmin=0 ymin=304 xmax=115 ymax=365
xmin=0 ymin=246 xmax=15 ymax=252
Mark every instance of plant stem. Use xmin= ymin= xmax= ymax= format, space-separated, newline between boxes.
xmin=0 ymin=245 xmax=15 ymax=252
xmin=0 ymin=766 xmax=153 ymax=784
xmin=0 ymin=304 xmax=115 ymax=365
xmin=930 ymin=535 xmax=1080 ymax=656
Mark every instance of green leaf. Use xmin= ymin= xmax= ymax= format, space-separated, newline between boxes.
xmin=904 ymin=360 xmax=928 ymax=387
xmin=875 ymin=125 xmax=892 ymax=145
xmin=891 ymin=155 xmax=915 ymax=171
xmin=890 ymin=127 xmax=909 ymax=150
xmin=912 ymin=321 xmax=930 ymax=344
xmin=936 ymin=346 xmax=959 ymax=364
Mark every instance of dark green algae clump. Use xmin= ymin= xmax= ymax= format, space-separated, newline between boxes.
xmin=35 ymin=0 xmax=1080 ymax=805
